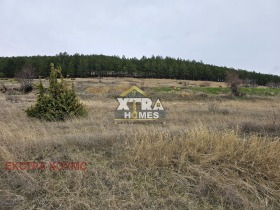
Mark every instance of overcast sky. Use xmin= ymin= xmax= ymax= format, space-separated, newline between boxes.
xmin=0 ymin=0 xmax=279 ymax=75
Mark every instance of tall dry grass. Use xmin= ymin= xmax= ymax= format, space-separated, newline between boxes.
xmin=1 ymin=123 xmax=279 ymax=209
xmin=0 ymin=79 xmax=280 ymax=209
xmin=127 ymin=127 xmax=280 ymax=209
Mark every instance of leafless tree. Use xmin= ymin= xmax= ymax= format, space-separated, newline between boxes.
xmin=0 ymin=83 xmax=7 ymax=93
xmin=15 ymin=64 xmax=37 ymax=93
xmin=225 ymin=71 xmax=243 ymax=96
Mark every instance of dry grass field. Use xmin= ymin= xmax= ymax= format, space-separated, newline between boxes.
xmin=0 ymin=77 xmax=280 ymax=209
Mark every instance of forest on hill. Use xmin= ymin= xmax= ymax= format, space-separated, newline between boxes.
xmin=0 ymin=52 xmax=279 ymax=86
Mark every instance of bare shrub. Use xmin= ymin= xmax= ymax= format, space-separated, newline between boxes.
xmin=0 ymin=83 xmax=7 ymax=93
xmin=15 ymin=64 xmax=36 ymax=93
xmin=208 ymin=101 xmax=221 ymax=113
xmin=225 ymin=71 xmax=242 ymax=96
xmin=219 ymin=108 xmax=230 ymax=115
xmin=98 ymin=75 xmax=102 ymax=83
xmin=207 ymin=101 xmax=230 ymax=115
xmin=183 ymin=81 xmax=189 ymax=87
xmin=200 ymin=81 xmax=211 ymax=87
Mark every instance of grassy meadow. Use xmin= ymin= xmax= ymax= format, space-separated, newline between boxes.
xmin=0 ymin=77 xmax=280 ymax=209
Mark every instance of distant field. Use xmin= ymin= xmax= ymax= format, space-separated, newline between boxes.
xmin=0 ymin=77 xmax=280 ymax=209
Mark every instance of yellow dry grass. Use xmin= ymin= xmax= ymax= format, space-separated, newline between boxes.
xmin=84 ymin=85 xmax=130 ymax=95
xmin=0 ymin=78 xmax=280 ymax=209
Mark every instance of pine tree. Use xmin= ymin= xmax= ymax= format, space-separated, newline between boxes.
xmin=26 ymin=63 xmax=87 ymax=121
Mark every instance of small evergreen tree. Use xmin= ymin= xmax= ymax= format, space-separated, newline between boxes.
xmin=26 ymin=63 xmax=87 ymax=121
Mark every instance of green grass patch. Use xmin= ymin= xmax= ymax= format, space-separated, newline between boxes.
xmin=153 ymin=86 xmax=182 ymax=92
xmin=240 ymin=87 xmax=280 ymax=96
xmin=189 ymin=87 xmax=230 ymax=94
xmin=153 ymin=86 xmax=280 ymax=96
xmin=190 ymin=87 xmax=280 ymax=96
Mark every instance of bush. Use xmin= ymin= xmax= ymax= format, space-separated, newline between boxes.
xmin=200 ymin=81 xmax=211 ymax=87
xmin=15 ymin=64 xmax=36 ymax=93
xmin=0 ymin=83 xmax=7 ymax=93
xmin=208 ymin=100 xmax=230 ymax=115
xmin=225 ymin=71 xmax=242 ymax=96
xmin=207 ymin=101 xmax=222 ymax=113
xmin=26 ymin=63 xmax=87 ymax=121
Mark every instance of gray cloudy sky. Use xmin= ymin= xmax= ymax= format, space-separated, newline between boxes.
xmin=0 ymin=0 xmax=279 ymax=75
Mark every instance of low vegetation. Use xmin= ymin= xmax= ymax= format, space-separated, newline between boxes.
xmin=14 ymin=64 xmax=36 ymax=93
xmin=0 ymin=77 xmax=280 ymax=209
xmin=186 ymin=87 xmax=280 ymax=96
xmin=26 ymin=64 xmax=87 ymax=121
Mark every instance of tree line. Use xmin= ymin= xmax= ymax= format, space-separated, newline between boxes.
xmin=0 ymin=52 xmax=279 ymax=86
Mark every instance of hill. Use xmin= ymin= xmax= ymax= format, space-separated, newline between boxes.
xmin=0 ymin=52 xmax=280 ymax=86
